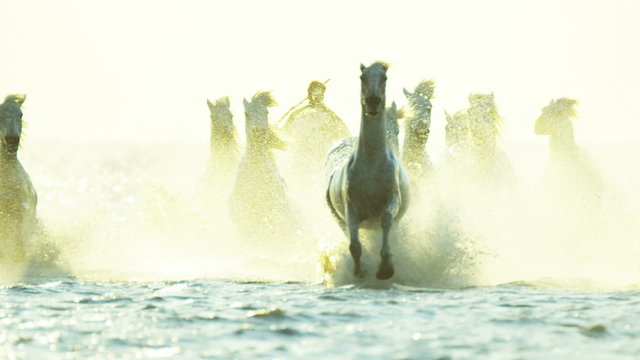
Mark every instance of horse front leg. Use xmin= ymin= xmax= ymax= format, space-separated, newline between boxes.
xmin=346 ymin=206 xmax=363 ymax=278
xmin=376 ymin=198 xmax=398 ymax=280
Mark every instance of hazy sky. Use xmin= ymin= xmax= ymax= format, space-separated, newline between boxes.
xmin=2 ymin=0 xmax=639 ymax=147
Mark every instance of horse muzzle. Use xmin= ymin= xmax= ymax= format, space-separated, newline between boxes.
xmin=416 ymin=128 xmax=430 ymax=142
xmin=364 ymin=96 xmax=383 ymax=116
xmin=4 ymin=136 xmax=20 ymax=153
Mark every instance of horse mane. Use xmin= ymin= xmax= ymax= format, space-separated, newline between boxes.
xmin=362 ymin=61 xmax=389 ymax=72
xmin=251 ymin=91 xmax=277 ymax=108
xmin=544 ymin=97 xmax=578 ymax=119
xmin=414 ymin=79 xmax=435 ymax=99
xmin=386 ymin=102 xmax=405 ymax=120
xmin=374 ymin=61 xmax=389 ymax=70
xmin=213 ymin=96 xmax=230 ymax=107
xmin=4 ymin=94 xmax=26 ymax=107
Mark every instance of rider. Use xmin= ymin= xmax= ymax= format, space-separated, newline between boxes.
xmin=281 ymin=80 xmax=350 ymax=141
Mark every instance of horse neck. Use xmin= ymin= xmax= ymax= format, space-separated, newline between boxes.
xmin=548 ymin=121 xmax=578 ymax=154
xmin=404 ymin=116 xmax=427 ymax=147
xmin=356 ymin=109 xmax=389 ymax=161
xmin=245 ymin=137 xmax=275 ymax=163
xmin=0 ymin=151 xmax=18 ymax=170
xmin=471 ymin=130 xmax=498 ymax=160
xmin=210 ymin=131 xmax=238 ymax=156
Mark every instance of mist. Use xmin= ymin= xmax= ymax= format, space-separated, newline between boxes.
xmin=1 ymin=1 xmax=639 ymax=288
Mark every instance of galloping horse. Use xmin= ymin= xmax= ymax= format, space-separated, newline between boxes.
xmin=444 ymin=109 xmax=470 ymax=155
xmin=535 ymin=98 xmax=602 ymax=213
xmin=325 ymin=62 xmax=410 ymax=280
xmin=0 ymin=94 xmax=37 ymax=263
xmin=229 ymin=91 xmax=290 ymax=239
xmin=467 ymin=93 xmax=515 ymax=186
xmin=402 ymin=80 xmax=435 ymax=179
xmin=384 ymin=101 xmax=404 ymax=156
xmin=207 ymin=96 xmax=240 ymax=178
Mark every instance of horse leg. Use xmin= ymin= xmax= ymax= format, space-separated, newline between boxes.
xmin=347 ymin=207 xmax=363 ymax=278
xmin=376 ymin=205 xmax=397 ymax=280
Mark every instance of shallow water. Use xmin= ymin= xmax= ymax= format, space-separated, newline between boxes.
xmin=1 ymin=141 xmax=639 ymax=358
xmin=2 ymin=279 xmax=639 ymax=359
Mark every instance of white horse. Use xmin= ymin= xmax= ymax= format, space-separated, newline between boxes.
xmin=402 ymin=80 xmax=434 ymax=180
xmin=206 ymin=96 xmax=240 ymax=182
xmin=385 ymin=101 xmax=404 ymax=156
xmin=325 ymin=62 xmax=410 ymax=280
xmin=467 ymin=93 xmax=515 ymax=187
xmin=444 ymin=109 xmax=471 ymax=161
xmin=229 ymin=91 xmax=291 ymax=239
xmin=0 ymin=94 xmax=37 ymax=263
xmin=535 ymin=98 xmax=602 ymax=212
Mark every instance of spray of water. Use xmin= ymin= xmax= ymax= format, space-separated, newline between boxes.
xmin=2 ymin=101 xmax=639 ymax=291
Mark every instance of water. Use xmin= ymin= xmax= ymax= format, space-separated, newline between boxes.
xmin=2 ymin=280 xmax=639 ymax=359
xmin=1 ymin=141 xmax=640 ymax=359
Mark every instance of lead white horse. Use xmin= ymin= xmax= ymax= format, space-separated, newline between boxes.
xmin=0 ymin=94 xmax=37 ymax=263
xmin=325 ymin=62 xmax=410 ymax=280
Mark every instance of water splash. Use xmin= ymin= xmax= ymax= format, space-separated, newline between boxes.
xmin=2 ymin=136 xmax=638 ymax=290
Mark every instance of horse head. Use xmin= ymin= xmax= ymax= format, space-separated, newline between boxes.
xmin=468 ymin=92 xmax=502 ymax=148
xmin=307 ymin=80 xmax=326 ymax=106
xmin=243 ymin=91 xmax=286 ymax=150
xmin=0 ymin=94 xmax=26 ymax=155
xmin=444 ymin=109 xmax=470 ymax=148
xmin=535 ymin=97 xmax=578 ymax=136
xmin=207 ymin=96 xmax=236 ymax=142
xmin=360 ymin=62 xmax=388 ymax=117
xmin=403 ymin=79 xmax=434 ymax=144
xmin=385 ymin=101 xmax=404 ymax=153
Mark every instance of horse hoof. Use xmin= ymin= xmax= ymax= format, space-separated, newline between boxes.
xmin=354 ymin=267 xmax=365 ymax=279
xmin=376 ymin=266 xmax=394 ymax=280
xmin=376 ymin=255 xmax=394 ymax=280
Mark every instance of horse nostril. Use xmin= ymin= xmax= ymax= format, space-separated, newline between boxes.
xmin=5 ymin=136 xmax=19 ymax=152
xmin=366 ymin=96 xmax=381 ymax=107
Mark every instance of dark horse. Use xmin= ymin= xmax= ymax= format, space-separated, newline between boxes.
xmin=325 ymin=62 xmax=410 ymax=280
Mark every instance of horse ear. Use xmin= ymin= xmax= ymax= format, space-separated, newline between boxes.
xmin=444 ymin=110 xmax=451 ymax=122
xmin=207 ymin=99 xmax=215 ymax=111
xmin=360 ymin=63 xmax=366 ymax=72
xmin=403 ymin=88 xmax=411 ymax=98
xmin=242 ymin=98 xmax=249 ymax=108
xmin=390 ymin=101 xmax=397 ymax=111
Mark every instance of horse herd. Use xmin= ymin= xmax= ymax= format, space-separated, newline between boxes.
xmin=0 ymin=62 xmax=599 ymax=281
xmin=204 ymin=62 xmax=599 ymax=281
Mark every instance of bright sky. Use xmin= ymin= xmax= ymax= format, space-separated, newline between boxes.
xmin=2 ymin=0 xmax=639 ymax=147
